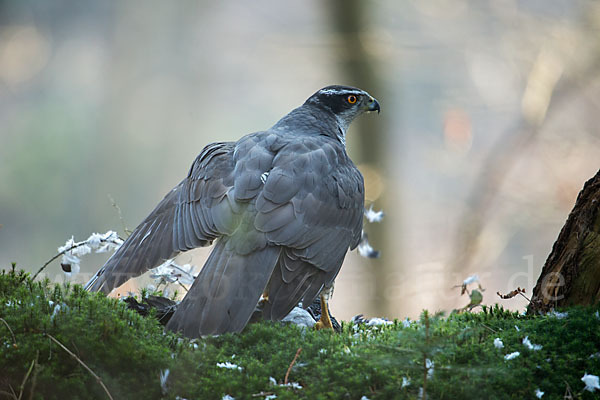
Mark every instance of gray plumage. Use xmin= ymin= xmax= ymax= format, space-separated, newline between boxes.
xmin=86 ymin=85 xmax=380 ymax=337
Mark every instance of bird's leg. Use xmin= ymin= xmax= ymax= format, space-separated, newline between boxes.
xmin=261 ymin=287 xmax=269 ymax=303
xmin=249 ymin=288 xmax=269 ymax=324
xmin=315 ymin=286 xmax=334 ymax=331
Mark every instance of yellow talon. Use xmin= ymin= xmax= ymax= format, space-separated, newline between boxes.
xmin=314 ymin=293 xmax=334 ymax=331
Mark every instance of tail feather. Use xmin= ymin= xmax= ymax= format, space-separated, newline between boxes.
xmin=262 ymin=251 xmax=344 ymax=321
xmin=166 ymin=239 xmax=280 ymax=337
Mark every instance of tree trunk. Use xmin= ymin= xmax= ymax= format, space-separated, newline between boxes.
xmin=327 ymin=0 xmax=394 ymax=317
xmin=528 ymin=169 xmax=600 ymax=313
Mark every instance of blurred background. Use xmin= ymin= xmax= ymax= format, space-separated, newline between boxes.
xmin=1 ymin=0 xmax=599 ymax=320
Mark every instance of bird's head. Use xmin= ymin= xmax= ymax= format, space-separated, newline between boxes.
xmin=304 ymin=85 xmax=380 ymax=133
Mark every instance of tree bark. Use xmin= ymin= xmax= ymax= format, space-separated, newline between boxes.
xmin=528 ymin=169 xmax=600 ymax=313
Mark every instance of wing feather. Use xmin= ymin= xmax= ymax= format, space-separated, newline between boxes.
xmin=86 ymin=141 xmax=238 ymax=293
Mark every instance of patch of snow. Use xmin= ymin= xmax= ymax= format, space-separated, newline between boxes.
xmin=504 ymin=352 xmax=520 ymax=360
xmin=402 ymin=376 xmax=411 ymax=388
xmin=547 ymin=310 xmax=568 ymax=319
xmin=217 ymin=362 xmax=242 ymax=371
xmin=522 ymin=336 xmax=542 ymax=351
xmin=367 ymin=317 xmax=392 ymax=327
xmin=582 ymin=373 xmax=600 ymax=392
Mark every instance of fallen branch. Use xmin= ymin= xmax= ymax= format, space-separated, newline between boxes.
xmin=284 ymin=347 xmax=302 ymax=385
xmin=45 ymin=333 xmax=114 ymax=400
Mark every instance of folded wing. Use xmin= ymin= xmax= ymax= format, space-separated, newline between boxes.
xmin=255 ymin=138 xmax=364 ymax=320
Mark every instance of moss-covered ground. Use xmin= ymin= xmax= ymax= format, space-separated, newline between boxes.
xmin=1 ymin=267 xmax=599 ymax=399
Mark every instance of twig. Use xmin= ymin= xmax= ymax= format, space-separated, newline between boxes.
xmin=0 ymin=389 xmax=17 ymax=400
xmin=479 ymin=323 xmax=498 ymax=334
xmin=108 ymin=194 xmax=131 ymax=237
xmin=0 ymin=317 xmax=17 ymax=347
xmin=32 ymin=237 xmax=123 ymax=281
xmin=167 ymin=263 xmax=196 ymax=283
xmin=32 ymin=252 xmax=65 ymax=281
xmin=26 ymin=352 xmax=39 ymax=400
xmin=422 ymin=311 xmax=430 ymax=400
xmin=563 ymin=379 xmax=574 ymax=399
xmin=251 ymin=392 xmax=275 ymax=397
xmin=284 ymin=347 xmax=302 ymax=385
xmin=497 ymin=287 xmax=530 ymax=302
xmin=18 ymin=359 xmax=35 ymax=399
xmin=497 ymin=287 xmax=523 ymax=299
xmin=518 ymin=292 xmax=531 ymax=302
xmin=177 ymin=281 xmax=189 ymax=293
xmin=8 ymin=386 xmax=17 ymax=399
xmin=16 ymin=353 xmax=38 ymax=400
xmin=45 ymin=333 xmax=114 ymax=400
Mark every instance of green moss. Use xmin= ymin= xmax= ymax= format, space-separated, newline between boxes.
xmin=0 ymin=268 xmax=174 ymax=399
xmin=1 ymin=268 xmax=599 ymax=399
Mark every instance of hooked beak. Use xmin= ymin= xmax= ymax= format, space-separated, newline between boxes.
xmin=367 ymin=96 xmax=381 ymax=114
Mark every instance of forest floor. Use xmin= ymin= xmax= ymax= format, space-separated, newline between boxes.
xmin=1 ymin=267 xmax=599 ymax=400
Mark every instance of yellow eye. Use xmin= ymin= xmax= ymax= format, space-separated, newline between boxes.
xmin=347 ymin=95 xmax=357 ymax=104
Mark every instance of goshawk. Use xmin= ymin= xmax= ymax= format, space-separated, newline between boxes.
xmin=86 ymin=85 xmax=381 ymax=337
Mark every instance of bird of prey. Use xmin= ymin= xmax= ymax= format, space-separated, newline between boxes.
xmin=86 ymin=85 xmax=381 ymax=337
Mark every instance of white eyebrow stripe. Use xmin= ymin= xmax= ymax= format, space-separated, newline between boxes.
xmin=318 ymin=88 xmax=364 ymax=96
